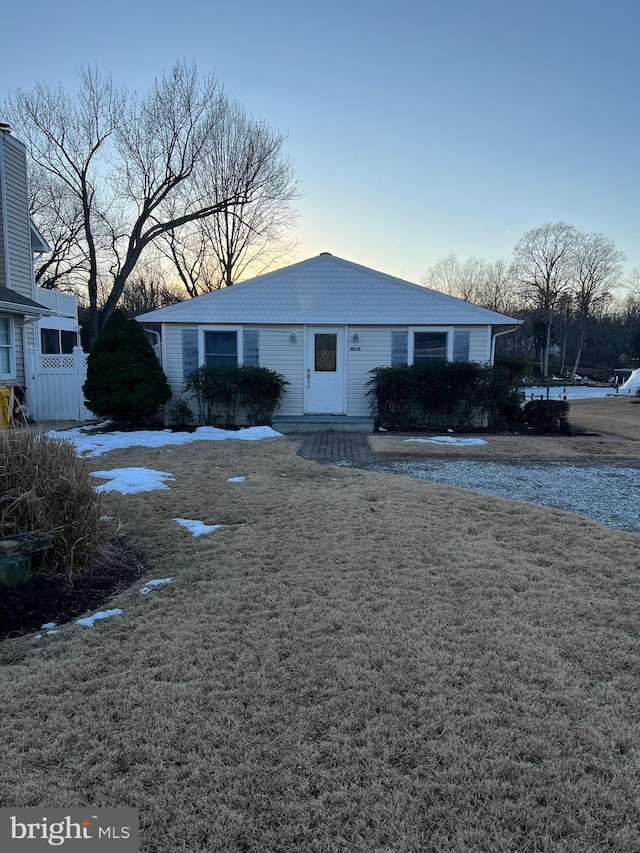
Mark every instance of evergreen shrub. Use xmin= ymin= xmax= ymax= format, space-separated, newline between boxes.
xmin=367 ymin=363 xmax=522 ymax=431
xmin=185 ymin=365 xmax=288 ymax=426
xmin=83 ymin=310 xmax=172 ymax=425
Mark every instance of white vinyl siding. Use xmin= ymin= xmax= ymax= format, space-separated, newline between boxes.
xmin=161 ymin=324 xmax=304 ymax=419
xmin=346 ymin=326 xmax=403 ymax=417
xmin=462 ymin=326 xmax=492 ymax=362
xmin=253 ymin=326 xmax=304 ymax=416
xmin=1 ymin=135 xmax=33 ymax=299
xmin=159 ymin=322 xmax=495 ymax=423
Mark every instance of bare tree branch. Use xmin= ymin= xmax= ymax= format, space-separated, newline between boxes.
xmin=3 ymin=60 xmax=299 ymax=346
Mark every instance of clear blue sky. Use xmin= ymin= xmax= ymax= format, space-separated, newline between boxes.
xmin=2 ymin=0 xmax=638 ymax=283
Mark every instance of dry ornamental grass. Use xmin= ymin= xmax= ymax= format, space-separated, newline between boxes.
xmin=0 ymin=400 xmax=639 ymax=851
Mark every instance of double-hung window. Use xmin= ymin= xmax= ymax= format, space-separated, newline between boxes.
xmin=393 ymin=328 xmax=472 ymax=367
xmin=204 ymin=331 xmax=238 ymax=368
xmin=413 ymin=332 xmax=448 ymax=366
xmin=0 ymin=318 xmax=15 ymax=378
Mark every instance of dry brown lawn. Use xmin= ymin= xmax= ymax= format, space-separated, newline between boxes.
xmin=1 ymin=401 xmax=639 ymax=851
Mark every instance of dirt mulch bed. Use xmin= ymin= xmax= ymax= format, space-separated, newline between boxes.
xmin=0 ymin=539 xmax=146 ymax=640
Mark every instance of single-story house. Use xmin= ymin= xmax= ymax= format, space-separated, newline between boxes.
xmin=137 ymin=253 xmax=521 ymax=432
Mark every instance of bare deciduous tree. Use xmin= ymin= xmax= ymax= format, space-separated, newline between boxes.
xmin=120 ymin=276 xmax=182 ymax=317
xmin=513 ymin=222 xmax=579 ymax=377
xmin=158 ymin=103 xmax=299 ymax=295
xmin=424 ymin=254 xmax=518 ymax=314
xmin=4 ymin=61 xmax=298 ymax=346
xmin=28 ymin=168 xmax=89 ymax=291
xmin=481 ymin=258 xmax=519 ymax=315
xmin=423 ymin=253 xmax=463 ymax=297
xmin=570 ymin=232 xmax=624 ymax=378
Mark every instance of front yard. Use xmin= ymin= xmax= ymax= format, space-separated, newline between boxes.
xmin=0 ymin=399 xmax=639 ymax=851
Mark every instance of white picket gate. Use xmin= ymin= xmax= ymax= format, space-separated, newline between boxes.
xmin=27 ymin=346 xmax=94 ymax=422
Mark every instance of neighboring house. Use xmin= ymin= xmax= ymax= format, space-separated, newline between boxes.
xmin=138 ymin=253 xmax=521 ymax=432
xmin=0 ymin=123 xmax=87 ymax=422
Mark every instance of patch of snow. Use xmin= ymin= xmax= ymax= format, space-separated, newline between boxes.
xmin=34 ymin=634 xmax=42 ymax=640
xmin=76 ymin=608 xmax=123 ymax=628
xmin=618 ymin=369 xmax=640 ymax=395
xmin=227 ymin=476 xmax=245 ymax=483
xmin=41 ymin=621 xmax=56 ymax=629
xmin=140 ymin=577 xmax=173 ymax=595
xmin=91 ymin=468 xmax=175 ymax=494
xmin=173 ymin=518 xmax=223 ymax=537
xmin=46 ymin=630 xmax=58 ymax=636
xmin=405 ymin=436 xmax=487 ymax=446
xmin=48 ymin=425 xmax=283 ymax=458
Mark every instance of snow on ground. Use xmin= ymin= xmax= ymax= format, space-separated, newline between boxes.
xmin=405 ymin=436 xmax=487 ymax=446
xmin=92 ymin=468 xmax=175 ymax=494
xmin=227 ymin=476 xmax=246 ymax=483
xmin=76 ymin=608 xmax=123 ymax=628
xmin=618 ymin=369 xmax=640 ymax=394
xmin=173 ymin=518 xmax=224 ymax=536
xmin=48 ymin=425 xmax=282 ymax=458
xmin=139 ymin=578 xmax=173 ymax=595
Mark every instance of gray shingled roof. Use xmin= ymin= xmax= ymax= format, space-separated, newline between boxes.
xmin=137 ymin=254 xmax=520 ymax=325
xmin=0 ymin=285 xmax=51 ymax=315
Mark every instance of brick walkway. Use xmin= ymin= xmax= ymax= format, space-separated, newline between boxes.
xmin=298 ymin=431 xmax=371 ymax=463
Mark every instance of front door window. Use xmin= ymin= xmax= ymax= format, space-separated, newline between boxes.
xmin=314 ymin=333 xmax=337 ymax=372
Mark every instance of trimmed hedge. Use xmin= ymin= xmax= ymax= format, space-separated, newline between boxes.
xmin=367 ymin=363 xmax=523 ymax=432
xmin=522 ymin=400 xmax=571 ymax=434
xmin=184 ymin=365 xmax=288 ymax=426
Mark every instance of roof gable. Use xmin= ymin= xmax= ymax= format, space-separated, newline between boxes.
xmin=137 ymin=254 xmax=520 ymax=326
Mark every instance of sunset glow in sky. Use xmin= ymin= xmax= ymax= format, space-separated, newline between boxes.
xmin=2 ymin=0 xmax=638 ymax=282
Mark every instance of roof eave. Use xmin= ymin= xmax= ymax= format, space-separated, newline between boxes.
xmin=0 ymin=300 xmax=55 ymax=317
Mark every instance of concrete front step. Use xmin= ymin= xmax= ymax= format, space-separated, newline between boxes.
xmin=272 ymin=415 xmax=375 ymax=434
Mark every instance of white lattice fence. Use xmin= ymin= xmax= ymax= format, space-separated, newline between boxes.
xmin=28 ymin=347 xmax=93 ymax=422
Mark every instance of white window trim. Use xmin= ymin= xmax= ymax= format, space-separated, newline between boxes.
xmin=199 ymin=326 xmax=243 ymax=367
xmin=408 ymin=326 xmax=453 ymax=364
xmin=0 ymin=316 xmax=16 ymax=380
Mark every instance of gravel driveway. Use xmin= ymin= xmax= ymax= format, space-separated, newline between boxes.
xmin=364 ymin=459 xmax=640 ymax=535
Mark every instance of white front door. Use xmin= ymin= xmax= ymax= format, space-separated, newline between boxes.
xmin=305 ymin=327 xmax=346 ymax=414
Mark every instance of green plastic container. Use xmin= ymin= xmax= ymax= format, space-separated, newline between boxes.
xmin=0 ymin=553 xmax=32 ymax=586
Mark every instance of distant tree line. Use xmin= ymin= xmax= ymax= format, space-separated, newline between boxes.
xmin=423 ymin=222 xmax=638 ymax=379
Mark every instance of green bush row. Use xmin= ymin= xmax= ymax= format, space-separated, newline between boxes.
xmin=184 ymin=365 xmax=288 ymax=427
xmin=367 ymin=362 xmax=524 ymax=432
